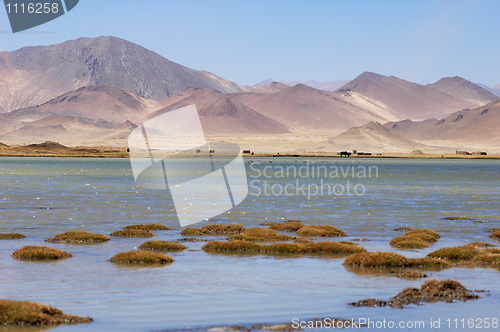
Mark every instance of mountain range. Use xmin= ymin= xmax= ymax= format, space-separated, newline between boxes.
xmin=0 ymin=36 xmax=498 ymax=152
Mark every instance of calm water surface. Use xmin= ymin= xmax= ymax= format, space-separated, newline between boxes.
xmin=0 ymin=157 xmax=499 ymax=331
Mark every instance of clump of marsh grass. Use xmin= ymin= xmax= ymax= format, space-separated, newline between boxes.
xmin=180 ymin=224 xmax=246 ymax=236
xmin=110 ymin=250 xmax=173 ymax=265
xmin=426 ymin=246 xmax=480 ymax=261
xmin=202 ymin=240 xmax=365 ymax=255
xmin=296 ymin=225 xmax=347 ymax=237
xmin=12 ymin=246 xmax=72 ymax=261
xmin=229 ymin=228 xmax=295 ymax=242
xmin=110 ymin=230 xmax=154 ymax=238
xmin=46 ymin=231 xmax=110 ymax=243
xmin=0 ymin=233 xmax=25 ymax=240
xmin=393 ymin=227 xmax=413 ymax=232
xmin=443 ymin=216 xmax=471 ymax=220
xmin=139 ymin=241 xmax=186 ymax=252
xmin=489 ymin=230 xmax=500 ymax=239
xmin=268 ymin=222 xmax=304 ymax=232
xmin=396 ymin=271 xmax=428 ymax=279
xmin=390 ymin=228 xmax=441 ymax=249
xmin=466 ymin=242 xmax=497 ymax=248
xmin=343 ymin=252 xmax=450 ymax=268
xmin=472 ymin=254 xmax=500 ymax=265
xmin=0 ymin=299 xmax=92 ymax=325
xmin=124 ymin=224 xmax=172 ymax=231
xmin=351 ymin=238 xmax=371 ymax=241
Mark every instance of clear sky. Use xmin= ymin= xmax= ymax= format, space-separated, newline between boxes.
xmin=1 ymin=0 xmax=499 ymax=86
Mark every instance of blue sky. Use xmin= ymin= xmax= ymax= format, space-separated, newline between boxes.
xmin=1 ymin=0 xmax=499 ymax=86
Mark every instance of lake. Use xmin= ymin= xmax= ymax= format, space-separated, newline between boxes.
xmin=0 ymin=157 xmax=499 ymax=331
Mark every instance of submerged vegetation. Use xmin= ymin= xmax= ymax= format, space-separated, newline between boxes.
xmin=396 ymin=271 xmax=428 ymax=279
xmin=0 ymin=233 xmax=26 ymax=240
xmin=296 ymin=225 xmax=348 ymax=237
xmin=124 ymin=224 xmax=172 ymax=231
xmin=110 ymin=230 xmax=155 ymax=238
xmin=46 ymin=231 xmax=110 ymax=243
xmin=229 ymin=228 xmax=295 ymax=242
xmin=110 ymin=250 xmax=174 ymax=265
xmin=0 ymin=299 xmax=92 ymax=325
xmin=12 ymin=246 xmax=72 ymax=261
xmin=444 ymin=216 xmax=471 ymax=220
xmin=343 ymin=252 xmax=450 ymax=268
xmin=139 ymin=241 xmax=187 ymax=251
xmin=202 ymin=240 xmax=365 ymax=255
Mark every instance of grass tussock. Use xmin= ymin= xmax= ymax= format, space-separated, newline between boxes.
xmin=389 ymin=279 xmax=478 ymax=308
xmin=124 ymin=224 xmax=171 ymax=231
xmin=139 ymin=241 xmax=186 ymax=251
xmin=343 ymin=252 xmax=450 ymax=268
xmin=46 ymin=231 xmax=110 ymax=243
xmin=444 ymin=216 xmax=471 ymax=220
xmin=110 ymin=250 xmax=173 ymax=265
xmin=202 ymin=240 xmax=365 ymax=255
xmin=393 ymin=227 xmax=413 ymax=232
xmin=396 ymin=271 xmax=428 ymax=279
xmin=12 ymin=246 xmax=72 ymax=261
xmin=390 ymin=236 xmax=429 ymax=249
xmin=427 ymin=246 xmax=480 ymax=261
xmin=296 ymin=225 xmax=347 ymax=237
xmin=466 ymin=242 xmax=497 ymax=248
xmin=180 ymin=224 xmax=246 ymax=236
xmin=110 ymin=230 xmax=154 ymax=238
xmin=0 ymin=233 xmax=26 ymax=240
xmin=489 ymin=230 xmax=500 ymax=239
xmin=0 ymin=299 xmax=92 ymax=325
xmin=405 ymin=229 xmax=441 ymax=240
xmin=472 ymin=254 xmax=500 ymax=265
xmin=229 ymin=228 xmax=295 ymax=242
xmin=268 ymin=222 xmax=304 ymax=232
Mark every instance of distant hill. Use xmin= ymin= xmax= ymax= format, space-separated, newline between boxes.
xmin=255 ymin=79 xmax=349 ymax=92
xmin=427 ymin=76 xmax=498 ymax=107
xmin=0 ymin=36 xmax=279 ymax=114
xmin=337 ymin=72 xmax=476 ymax=120
xmin=383 ymin=99 xmax=500 ymax=144
xmin=135 ymin=87 xmax=291 ymax=135
xmin=476 ymin=83 xmax=500 ymax=97
xmin=309 ymin=121 xmax=426 ymax=153
xmin=229 ymin=84 xmax=401 ymax=134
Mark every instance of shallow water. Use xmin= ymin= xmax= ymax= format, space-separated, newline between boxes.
xmin=0 ymin=157 xmax=499 ymax=331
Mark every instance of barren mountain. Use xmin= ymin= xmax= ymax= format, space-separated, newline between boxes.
xmin=427 ymin=76 xmax=498 ymax=107
xmin=0 ymin=113 xmax=117 ymax=143
xmin=255 ymin=79 xmax=349 ymax=91
xmin=310 ymin=121 xmax=426 ymax=153
xmin=0 ymin=36 xmax=266 ymax=113
xmin=337 ymin=72 xmax=476 ymax=119
xmin=229 ymin=84 xmax=400 ymax=134
xmin=384 ymin=99 xmax=500 ymax=144
xmin=10 ymin=86 xmax=166 ymax=124
xmin=134 ymin=87 xmax=291 ymax=135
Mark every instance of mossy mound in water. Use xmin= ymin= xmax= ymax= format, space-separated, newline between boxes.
xmin=124 ymin=224 xmax=172 ymax=231
xmin=396 ymin=271 xmax=428 ymax=279
xmin=390 ymin=228 xmax=440 ymax=249
xmin=202 ymin=240 xmax=365 ymax=255
xmin=0 ymin=299 xmax=92 ymax=325
xmin=139 ymin=241 xmax=186 ymax=251
xmin=268 ymin=222 xmax=304 ymax=232
xmin=489 ymin=230 xmax=500 ymax=239
xmin=348 ymin=298 xmax=387 ymax=307
xmin=46 ymin=231 xmax=110 ymax=243
xmin=343 ymin=252 xmax=450 ymax=268
xmin=296 ymin=225 xmax=347 ymax=237
xmin=12 ymin=246 xmax=72 ymax=261
xmin=472 ymin=253 xmax=500 ymax=265
xmin=180 ymin=224 xmax=246 ymax=236
xmin=390 ymin=236 xmax=429 ymax=249
xmin=0 ymin=233 xmax=25 ymax=240
xmin=110 ymin=230 xmax=154 ymax=238
xmin=466 ymin=242 xmax=497 ymax=248
xmin=351 ymin=238 xmax=370 ymax=241
xmin=443 ymin=216 xmax=471 ymax=220
xmin=427 ymin=246 xmax=480 ymax=261
xmin=111 ymin=250 xmax=173 ymax=265
xmin=229 ymin=228 xmax=295 ymax=242
xmin=393 ymin=227 xmax=413 ymax=232
xmin=389 ymin=279 xmax=479 ymax=308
